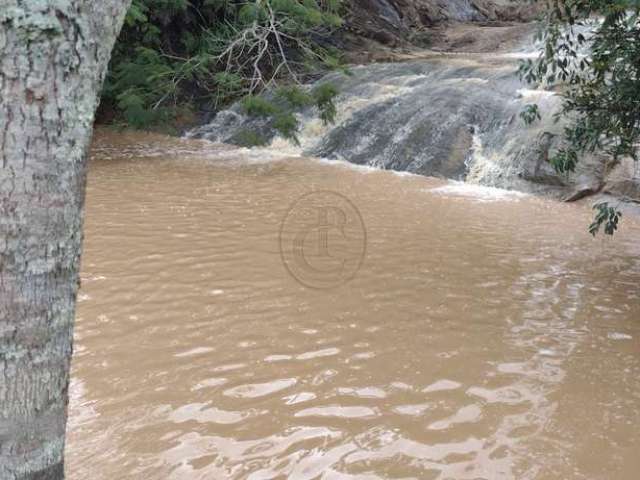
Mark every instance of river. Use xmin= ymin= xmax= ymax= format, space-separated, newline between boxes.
xmin=64 ymin=129 xmax=640 ymax=479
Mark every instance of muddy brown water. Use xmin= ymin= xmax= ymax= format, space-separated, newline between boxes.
xmin=66 ymin=130 xmax=640 ymax=479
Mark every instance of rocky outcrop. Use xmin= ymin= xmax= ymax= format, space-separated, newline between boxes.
xmin=342 ymin=0 xmax=541 ymax=49
xmin=602 ymin=158 xmax=640 ymax=203
xmin=189 ymin=38 xmax=637 ymax=204
xmin=189 ymin=4 xmax=640 ymax=208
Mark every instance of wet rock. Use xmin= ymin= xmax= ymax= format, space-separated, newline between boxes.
xmin=342 ymin=0 xmax=541 ymax=50
xmin=188 ymin=18 xmax=640 ymax=203
xmin=602 ymin=158 xmax=640 ymax=202
xmin=563 ymin=182 xmax=603 ymax=202
xmin=517 ymin=133 xmax=566 ymax=187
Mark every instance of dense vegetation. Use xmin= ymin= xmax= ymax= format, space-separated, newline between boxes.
xmin=520 ymin=0 xmax=640 ymax=235
xmin=104 ymin=1 xmax=640 ymax=233
xmin=100 ymin=0 xmax=344 ymax=141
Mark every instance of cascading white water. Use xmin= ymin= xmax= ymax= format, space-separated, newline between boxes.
xmin=188 ymin=27 xmax=603 ymax=196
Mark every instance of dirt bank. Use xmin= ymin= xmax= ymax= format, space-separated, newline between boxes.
xmin=340 ymin=0 xmax=541 ymax=61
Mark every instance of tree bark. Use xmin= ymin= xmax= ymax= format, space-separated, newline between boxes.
xmin=0 ymin=1 xmax=130 ymax=479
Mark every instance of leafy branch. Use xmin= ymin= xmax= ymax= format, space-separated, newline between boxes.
xmin=518 ymin=0 xmax=640 ymax=235
xmin=102 ymin=0 xmax=344 ymax=138
xmin=589 ymin=202 xmax=622 ymax=236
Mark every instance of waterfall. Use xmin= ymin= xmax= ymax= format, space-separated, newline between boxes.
xmin=188 ymin=37 xmax=603 ymax=197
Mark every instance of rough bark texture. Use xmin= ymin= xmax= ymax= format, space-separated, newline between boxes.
xmin=0 ymin=1 xmax=130 ymax=479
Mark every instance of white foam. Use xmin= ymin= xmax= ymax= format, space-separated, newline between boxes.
xmin=429 ymin=182 xmax=529 ymax=202
xmin=499 ymin=52 xmax=540 ymax=60
xmin=391 ymin=169 xmax=422 ymax=178
xmin=608 ymin=332 xmax=633 ymax=341
xmin=517 ymin=88 xmax=557 ymax=100
xmin=313 ymin=156 xmax=380 ymax=174
xmin=197 ymin=144 xmax=298 ymax=164
xmin=445 ymin=77 xmax=489 ymax=85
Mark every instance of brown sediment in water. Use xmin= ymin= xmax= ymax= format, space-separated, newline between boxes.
xmin=67 ymin=130 xmax=640 ymax=480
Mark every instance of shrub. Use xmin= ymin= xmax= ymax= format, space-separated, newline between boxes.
xmin=101 ymin=0 xmax=344 ymax=135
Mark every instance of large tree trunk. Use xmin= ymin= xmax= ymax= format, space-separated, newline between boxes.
xmin=0 ymin=1 xmax=130 ymax=478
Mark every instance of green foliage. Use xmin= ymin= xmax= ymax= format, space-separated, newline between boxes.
xmin=520 ymin=103 xmax=541 ymax=125
xmin=550 ymin=148 xmax=578 ymax=173
xmin=239 ymin=83 xmax=338 ymax=144
xmin=312 ymin=83 xmax=339 ymax=124
xmin=212 ymin=72 xmax=244 ymax=106
xmin=520 ymin=1 xmax=640 ymax=164
xmin=273 ymin=112 xmax=301 ymax=144
xmin=101 ymin=0 xmax=345 ymax=133
xmin=520 ymin=0 xmax=640 ymax=235
xmin=238 ymin=3 xmax=267 ymax=24
xmin=589 ymin=202 xmax=622 ymax=236
xmin=276 ymin=86 xmax=314 ymax=108
xmin=242 ymin=95 xmax=280 ymax=117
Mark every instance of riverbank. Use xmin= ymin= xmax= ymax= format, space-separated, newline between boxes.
xmin=339 ymin=21 xmax=537 ymax=64
xmin=106 ymin=21 xmax=538 ymax=132
xmin=97 ymin=0 xmax=541 ymax=133
xmin=340 ymin=0 xmax=541 ymax=54
xmin=98 ymin=10 xmax=640 ymax=211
